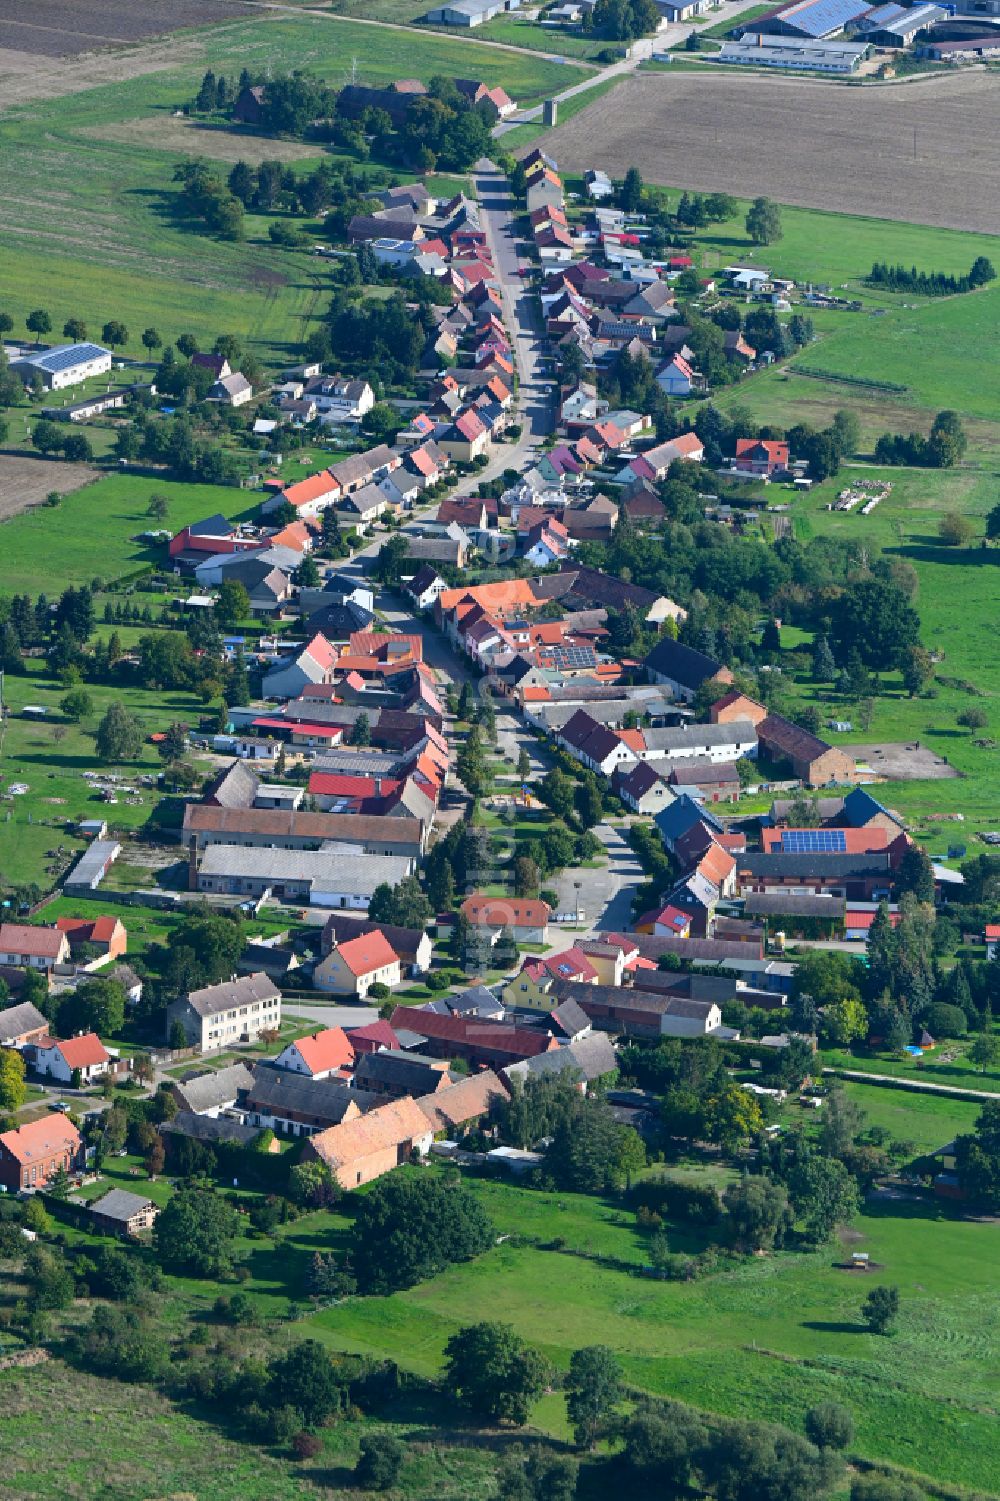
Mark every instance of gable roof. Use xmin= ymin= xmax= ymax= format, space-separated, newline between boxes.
xmin=90 ymin=1187 xmax=155 ymax=1223
xmin=0 ymin=923 xmax=66 ymax=959
xmin=308 ymin=1096 xmax=431 ymax=1170
xmin=291 ymin=1027 xmax=355 ymax=1075
xmin=52 ymin=1033 xmax=110 ymax=1069
xmin=416 ymin=1070 xmax=507 ymax=1131
xmin=0 ymin=1001 xmax=48 ymax=1045
xmin=335 ymin=930 xmax=400 ymax=977
xmin=390 ymin=1006 xmax=556 ymax=1060
xmin=0 ymin=1112 xmax=80 ymax=1167
xmin=171 ymin=1062 xmax=255 ymax=1114
xmin=461 ymin=894 xmax=551 ymax=929
xmin=184 ymin=972 xmax=281 ymax=1019
xmin=644 ymin=637 xmax=724 ymax=690
xmin=244 ymin=1066 xmax=374 ymax=1123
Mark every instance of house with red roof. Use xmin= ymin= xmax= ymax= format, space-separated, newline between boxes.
xmin=733 ymin=438 xmax=790 ymax=477
xmin=54 ymin=916 xmax=127 ymax=961
xmin=0 ymin=923 xmax=70 ymax=972
xmin=262 ymin=469 xmax=342 ymax=518
xmin=314 ymin=930 xmax=402 ymax=998
xmin=34 ymin=1031 xmax=113 ymax=1084
xmin=985 ymin=924 xmax=1000 ymax=961
xmin=389 ymin=1005 xmax=559 ymax=1069
xmin=507 ymin=947 xmax=600 ymax=1008
xmin=439 ymin=407 xmax=491 ymax=462
xmin=274 ymin=1026 xmax=355 ymax=1080
xmin=460 ymin=894 xmax=551 ymax=945
xmin=345 ymin=1019 xmax=401 ymax=1055
xmin=0 ymin=1113 xmax=83 ymax=1192
xmin=262 ymin=633 xmax=338 ymax=701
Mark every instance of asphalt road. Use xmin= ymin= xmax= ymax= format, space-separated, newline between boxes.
xmin=475 ymin=162 xmax=556 ymax=481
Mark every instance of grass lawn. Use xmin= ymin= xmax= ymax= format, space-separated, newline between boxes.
xmin=821 ymin=1033 xmax=1000 ymax=1096
xmin=752 ymin=461 xmax=1000 ymax=831
xmin=310 ymin=1175 xmax=1000 ymax=1492
xmin=0 ymin=15 xmax=570 ymax=369
xmin=497 ymin=73 xmax=627 ymax=152
xmin=0 ymin=659 xmax=211 ymax=890
xmin=837 ymin=1079 xmax=983 ymax=1154
xmin=700 ymin=2 xmax=774 ymax=34
xmin=0 ymin=472 xmax=255 ymax=595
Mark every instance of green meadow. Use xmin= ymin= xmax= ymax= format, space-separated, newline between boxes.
xmin=0 ymin=473 xmax=252 ymax=595
xmin=0 ymin=14 xmax=569 ymax=365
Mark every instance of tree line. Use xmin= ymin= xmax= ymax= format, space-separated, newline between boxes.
xmin=866 ymin=256 xmax=995 ymax=296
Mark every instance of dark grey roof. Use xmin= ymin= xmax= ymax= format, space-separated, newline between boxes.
xmin=185 ymin=972 xmax=282 ymax=1020
xmin=203 ymin=759 xmax=260 ymax=809
xmin=89 ymin=1188 xmax=155 ymax=1223
xmin=305 ymin=601 xmax=375 ymax=640
xmin=0 ymin=1000 xmax=48 ymax=1044
xmin=743 ymin=892 xmax=848 ymax=918
xmin=549 ymin=998 xmax=591 ymax=1039
xmin=244 ymin=1066 xmax=374 ymax=1124
xmin=644 ymin=637 xmax=725 ymax=690
xmin=353 ymin=1050 xmax=454 ymax=1093
xmin=737 ymin=853 xmax=890 ymax=879
xmin=171 ymin=1062 xmax=255 ymax=1114
xmin=161 ymin=1111 xmax=261 ymax=1146
xmin=321 ymin=913 xmax=429 ymax=962
xmin=505 ymin=1031 xmax=618 ymax=1085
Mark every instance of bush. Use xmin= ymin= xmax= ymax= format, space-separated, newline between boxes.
xmin=292 ymin=1431 xmax=322 ymax=1459
xmin=366 ymin=982 xmax=391 ymax=1002
xmin=354 ymin=1435 xmax=405 ymax=1490
xmin=925 ymin=1003 xmax=967 ymax=1039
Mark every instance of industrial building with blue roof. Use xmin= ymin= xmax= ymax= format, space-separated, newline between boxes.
xmin=752 ymin=0 xmax=874 ymax=38
xmin=11 ymin=341 xmax=113 ymax=392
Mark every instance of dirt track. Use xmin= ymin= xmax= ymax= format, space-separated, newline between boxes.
xmin=539 ymin=69 xmax=1000 ymax=234
xmin=0 ymin=454 xmax=98 ymax=521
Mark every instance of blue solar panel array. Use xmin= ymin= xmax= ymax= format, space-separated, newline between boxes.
xmin=779 ymin=0 xmax=871 ymax=37
xmin=780 ymin=829 xmax=848 ymax=853
xmin=33 ymin=342 xmax=111 ymax=373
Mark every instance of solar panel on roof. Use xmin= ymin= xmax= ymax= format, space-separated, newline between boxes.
xmin=780 ymin=829 xmax=847 ymax=853
xmin=32 ymin=343 xmax=111 ymax=373
xmin=778 ymin=0 xmax=870 ymax=35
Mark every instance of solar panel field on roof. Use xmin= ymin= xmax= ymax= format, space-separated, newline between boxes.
xmin=780 ymin=829 xmax=847 ymax=853
xmin=777 ymin=0 xmax=871 ymax=35
xmin=33 ymin=343 xmax=110 ymax=372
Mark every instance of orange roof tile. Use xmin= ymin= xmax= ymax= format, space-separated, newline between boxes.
xmin=293 ymin=1027 xmax=355 ymax=1075
xmin=336 ymin=930 xmax=400 ymax=977
xmin=0 ymin=1113 xmax=81 ymax=1167
xmin=55 ymin=1033 xmax=110 ymax=1068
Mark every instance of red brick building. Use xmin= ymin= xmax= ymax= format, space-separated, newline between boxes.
xmin=0 ymin=1113 xmax=82 ymax=1192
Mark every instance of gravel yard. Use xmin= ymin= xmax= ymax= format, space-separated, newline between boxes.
xmin=539 ymin=69 xmax=1000 ymax=233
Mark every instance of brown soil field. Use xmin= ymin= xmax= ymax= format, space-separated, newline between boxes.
xmin=539 ymin=69 xmax=1000 ymax=234
xmin=0 ymin=454 xmax=99 ymax=521
xmin=0 ymin=0 xmax=251 ymax=58
xmin=82 ymin=116 xmax=325 ymax=165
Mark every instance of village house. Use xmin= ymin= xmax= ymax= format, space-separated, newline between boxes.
xmin=0 ymin=1113 xmax=82 ymax=1192
xmin=644 ymin=638 xmax=734 ymax=701
xmin=273 ymin=1027 xmax=355 ymax=1080
xmin=54 ymin=915 xmax=127 ymax=962
xmin=389 ymin=1006 xmax=561 ymax=1069
xmin=0 ymin=1001 xmax=49 ymax=1050
xmin=240 ymin=1068 xmax=371 ymax=1137
xmin=757 ymin=713 xmax=856 ymax=787
xmin=320 ymin=914 xmax=434 ymax=976
xmin=88 ymin=1188 xmax=159 ymax=1239
xmin=169 ymin=1062 xmax=255 ymax=1117
xmin=304 ymin=1096 xmax=434 ymax=1189
xmin=353 ymin=1050 xmax=454 ymax=1102
xmin=313 ymin=930 xmax=403 ymax=998
xmin=460 ymin=894 xmax=552 ymax=945
xmin=34 ymin=1032 xmax=112 ymax=1084
xmin=0 ymin=923 xmax=70 ymax=972
xmin=733 ymin=438 xmax=790 ymax=476
xmin=166 ymin=972 xmax=282 ymax=1052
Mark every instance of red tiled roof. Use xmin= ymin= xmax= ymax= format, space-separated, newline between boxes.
xmin=336 ymin=930 xmax=400 ymax=977
xmin=282 ymin=470 xmax=340 ymax=507
xmin=293 ymin=1027 xmax=355 ymax=1074
xmin=346 ymin=1019 xmax=400 ymax=1050
xmin=461 ymin=894 xmax=551 ymax=930
xmin=390 ymin=1006 xmax=556 ymax=1059
xmin=0 ymin=1113 xmax=81 ymax=1167
xmin=0 ymin=923 xmax=66 ymax=959
xmin=55 ymin=1033 xmax=110 ymax=1068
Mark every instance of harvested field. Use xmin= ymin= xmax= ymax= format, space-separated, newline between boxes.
xmin=0 ymin=454 xmax=99 ymax=521
xmin=845 ymin=742 xmax=960 ymax=780
xmin=0 ymin=0 xmax=250 ymax=58
xmin=82 ymin=115 xmax=326 ymax=164
xmin=539 ymin=70 xmax=1000 ymax=233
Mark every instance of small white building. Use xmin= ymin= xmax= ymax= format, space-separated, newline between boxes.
xmin=34 ymin=1032 xmax=113 ymax=1084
